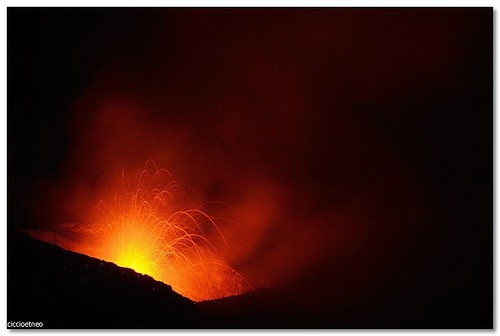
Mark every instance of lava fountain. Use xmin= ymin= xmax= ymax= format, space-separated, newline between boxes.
xmin=32 ymin=161 xmax=252 ymax=302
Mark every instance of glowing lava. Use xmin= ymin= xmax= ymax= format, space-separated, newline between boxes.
xmin=40 ymin=162 xmax=251 ymax=302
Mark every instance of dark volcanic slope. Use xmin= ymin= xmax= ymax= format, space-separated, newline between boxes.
xmin=8 ymin=229 xmax=316 ymax=329
xmin=8 ymin=230 xmax=201 ymax=328
xmin=8 ymin=229 xmax=492 ymax=329
xmin=198 ymin=288 xmax=319 ymax=329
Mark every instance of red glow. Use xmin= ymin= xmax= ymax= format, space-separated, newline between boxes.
xmin=33 ymin=162 xmax=251 ymax=301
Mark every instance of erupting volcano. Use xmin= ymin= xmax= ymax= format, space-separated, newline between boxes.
xmin=30 ymin=161 xmax=251 ymax=302
xmin=8 ymin=8 xmax=492 ymax=329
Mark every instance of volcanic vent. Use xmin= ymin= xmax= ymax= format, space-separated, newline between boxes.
xmin=28 ymin=161 xmax=252 ymax=302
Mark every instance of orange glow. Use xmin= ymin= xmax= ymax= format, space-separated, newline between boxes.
xmin=59 ymin=162 xmax=251 ymax=301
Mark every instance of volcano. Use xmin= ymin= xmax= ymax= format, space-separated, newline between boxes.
xmin=7 ymin=7 xmax=493 ymax=329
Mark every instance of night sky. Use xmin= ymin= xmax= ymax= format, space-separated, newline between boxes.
xmin=8 ymin=8 xmax=492 ymax=328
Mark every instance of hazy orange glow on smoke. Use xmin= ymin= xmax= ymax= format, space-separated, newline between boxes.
xmin=23 ymin=9 xmax=460 ymax=305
